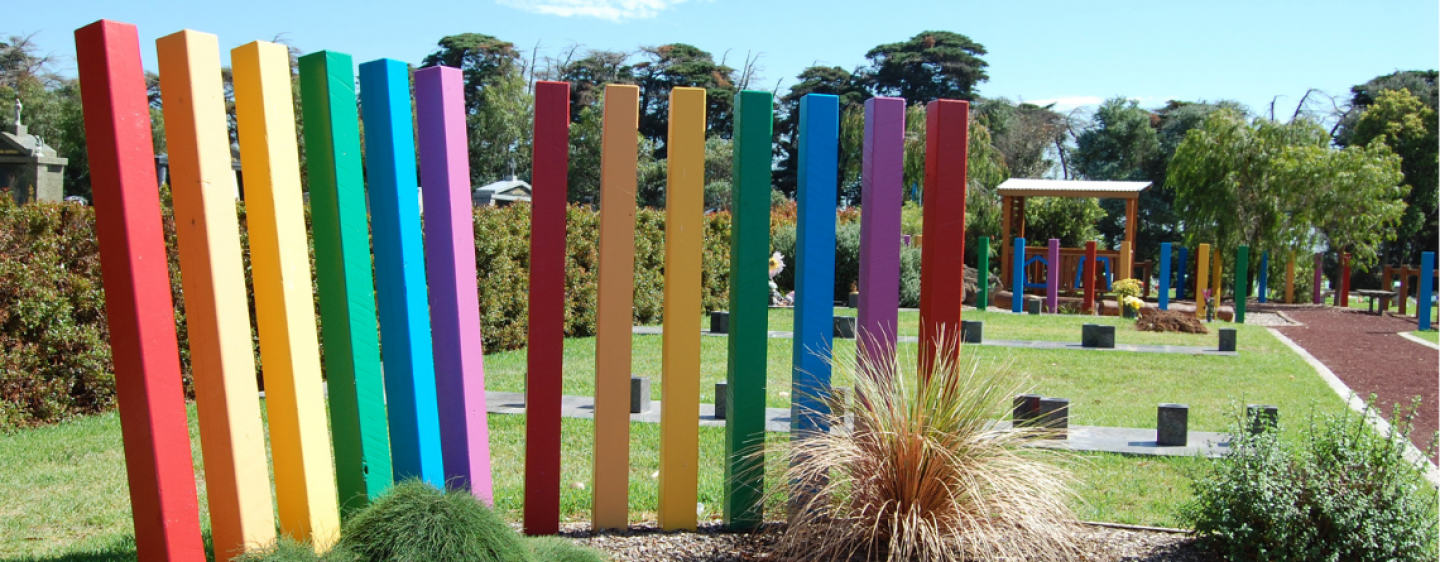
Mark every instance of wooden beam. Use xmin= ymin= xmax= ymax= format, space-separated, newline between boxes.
xmin=1000 ymin=195 xmax=1012 ymax=289
xmin=858 ymin=96 xmax=904 ymax=368
xmin=918 ymin=99 xmax=967 ymax=377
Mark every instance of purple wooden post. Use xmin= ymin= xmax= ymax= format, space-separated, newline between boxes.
xmin=858 ymin=96 xmax=905 ymax=370
xmin=415 ymin=66 xmax=492 ymax=502
xmin=1046 ymin=239 xmax=1060 ymax=312
xmin=1313 ymin=252 xmax=1323 ymax=305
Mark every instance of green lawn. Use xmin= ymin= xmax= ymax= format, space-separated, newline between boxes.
xmin=1411 ymin=330 xmax=1440 ymax=344
xmin=1 ymin=311 xmax=1349 ymax=560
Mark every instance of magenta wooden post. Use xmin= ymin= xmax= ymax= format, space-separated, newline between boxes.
xmin=1046 ymin=238 xmax=1060 ymax=312
xmin=858 ymin=96 xmax=905 ymax=369
xmin=415 ymin=66 xmax=492 ymax=503
xmin=1313 ymin=253 xmax=1323 ymax=305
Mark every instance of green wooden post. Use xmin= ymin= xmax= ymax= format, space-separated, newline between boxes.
xmin=299 ymin=51 xmax=392 ymax=511
xmin=977 ymin=236 xmax=990 ymax=310
xmin=724 ymin=90 xmax=771 ymax=530
xmin=1235 ymin=245 xmax=1249 ymax=324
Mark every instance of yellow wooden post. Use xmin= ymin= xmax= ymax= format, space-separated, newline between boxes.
xmin=1119 ymin=240 xmax=1133 ymax=282
xmin=231 ymin=41 xmax=340 ymax=549
xmin=1285 ymin=254 xmax=1296 ymax=304
xmin=157 ymin=30 xmax=275 ymax=561
xmin=659 ymin=87 xmax=705 ymax=531
xmin=593 ymin=84 xmax=640 ymax=530
xmin=1212 ymin=247 xmax=1224 ymax=307
xmin=1196 ymin=244 xmax=1211 ymax=319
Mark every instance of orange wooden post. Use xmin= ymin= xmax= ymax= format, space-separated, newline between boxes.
xmin=1397 ymin=266 xmax=1409 ymax=315
xmin=1083 ymin=241 xmax=1098 ymax=314
xmin=593 ymin=84 xmax=639 ymax=529
xmin=74 ymin=19 xmax=206 ymax=562
xmin=1196 ymin=244 xmax=1211 ymax=318
xmin=156 ymin=29 xmax=275 ymax=561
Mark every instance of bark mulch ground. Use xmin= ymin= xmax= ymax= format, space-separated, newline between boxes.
xmin=560 ymin=522 xmax=1217 ymax=561
xmin=1269 ymin=305 xmax=1438 ymax=457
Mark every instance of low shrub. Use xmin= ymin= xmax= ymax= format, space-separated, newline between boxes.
xmin=232 ymin=537 xmax=358 ymax=562
xmin=526 ymin=537 xmax=608 ymax=562
xmin=342 ymin=480 xmax=532 ymax=562
xmin=1183 ymin=401 xmax=1439 ymax=561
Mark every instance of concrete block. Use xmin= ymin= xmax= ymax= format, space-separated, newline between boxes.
xmin=961 ymin=320 xmax=983 ymax=343
xmin=710 ymin=310 xmax=729 ymax=334
xmin=833 ymin=316 xmax=857 ymax=339
xmin=1157 ymin=403 xmax=1188 ymax=446
xmin=1026 ymin=299 xmax=1041 ymax=315
xmin=1218 ymin=328 xmax=1237 ymax=352
xmin=1246 ymin=404 xmax=1278 ymax=434
xmin=1039 ymin=397 xmax=1070 ymax=439
xmin=847 ymin=292 xmax=858 ymax=308
xmin=714 ymin=381 xmax=727 ymax=420
xmin=630 ymin=375 xmax=651 ymax=414
xmin=1012 ymin=393 xmax=1041 ymax=425
xmin=1081 ymin=324 xmax=1115 ymax=348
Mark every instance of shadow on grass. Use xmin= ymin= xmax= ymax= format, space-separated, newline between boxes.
xmin=10 ymin=532 xmax=216 ymax=562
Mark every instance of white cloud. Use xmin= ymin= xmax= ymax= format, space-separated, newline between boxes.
xmin=498 ymin=0 xmax=691 ymax=21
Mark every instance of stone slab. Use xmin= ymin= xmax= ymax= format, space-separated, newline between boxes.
xmin=632 ymin=326 xmax=1238 ymax=356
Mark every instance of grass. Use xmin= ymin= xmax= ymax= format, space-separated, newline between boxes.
xmin=0 ymin=310 xmax=1351 ymax=560
xmin=1410 ymin=330 xmax=1440 ymax=343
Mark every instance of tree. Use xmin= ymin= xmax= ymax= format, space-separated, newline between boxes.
xmin=1169 ymin=109 xmax=1407 ymax=272
xmin=547 ymin=48 xmax=634 ymax=122
xmin=862 ymin=31 xmax=988 ymax=103
xmin=632 ymin=44 xmax=736 ymax=150
xmin=773 ymin=65 xmax=868 ymax=197
xmin=1333 ymin=70 xmax=1437 ymax=146
xmin=1350 ymin=88 xmax=1437 ymax=264
xmin=974 ymin=98 xmax=1067 ymax=179
xmin=1072 ymin=98 xmax=1165 ymax=257
xmin=421 ymin=33 xmax=533 ymax=186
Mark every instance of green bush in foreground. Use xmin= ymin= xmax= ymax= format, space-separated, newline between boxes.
xmin=526 ymin=536 xmax=607 ymax=562
xmin=232 ymin=537 xmax=357 ymax=562
xmin=342 ymin=480 xmax=532 ymax=562
xmin=1183 ymin=401 xmax=1439 ymax=561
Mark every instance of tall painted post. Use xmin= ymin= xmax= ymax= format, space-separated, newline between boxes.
xmin=792 ymin=94 xmax=838 ymax=437
xmin=298 ymin=50 xmax=391 ymax=513
xmin=977 ymin=237 xmax=990 ymax=310
xmin=1340 ymin=253 xmax=1351 ymax=307
xmin=725 ymin=90 xmax=773 ymax=530
xmin=659 ymin=87 xmax=706 ymax=531
xmin=858 ymin=96 xmax=905 ymax=368
xmin=74 ymin=20 xmax=206 ymax=562
xmin=1158 ymin=242 xmax=1171 ymax=311
xmin=1419 ymin=252 xmax=1435 ymax=331
xmin=1258 ymin=251 xmax=1269 ymax=303
xmin=1212 ymin=247 xmax=1223 ymax=306
xmin=592 ymin=84 xmax=640 ymax=529
xmin=918 ymin=98 xmax=968 ymax=375
xmin=1176 ymin=246 xmax=1188 ymax=301
xmin=1083 ymin=241 xmax=1098 ymax=314
xmin=416 ymin=66 xmax=494 ymax=503
xmin=233 ymin=41 xmax=340 ymax=548
xmin=1285 ymin=254 xmax=1296 ymax=303
xmin=1235 ymin=246 xmax=1249 ymax=323
xmin=526 ymin=81 xmax=570 ymax=536
xmin=157 ymin=30 xmax=275 ymax=560
xmin=1196 ymin=244 xmax=1211 ymax=318
xmin=358 ymin=59 xmax=445 ymax=489
xmin=1046 ymin=239 xmax=1060 ymax=313
xmin=1011 ymin=238 xmax=1026 ymax=313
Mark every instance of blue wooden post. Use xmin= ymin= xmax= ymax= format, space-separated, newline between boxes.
xmin=358 ymin=59 xmax=445 ymax=487
xmin=1176 ymin=246 xmax=1188 ymax=301
xmin=792 ymin=93 xmax=837 ymax=440
xmin=1159 ymin=242 xmax=1171 ymax=311
xmin=1420 ymin=251 xmax=1435 ymax=331
xmin=1258 ymin=251 xmax=1269 ymax=303
xmin=1012 ymin=237 xmax=1026 ymax=313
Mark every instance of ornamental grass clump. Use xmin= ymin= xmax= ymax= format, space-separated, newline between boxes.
xmin=342 ymin=480 xmax=532 ymax=562
xmin=771 ymin=334 xmax=1081 ymax=562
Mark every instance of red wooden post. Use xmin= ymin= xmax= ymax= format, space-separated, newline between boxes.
xmin=74 ymin=19 xmax=206 ymax=562
xmin=524 ymin=81 xmax=569 ymax=536
xmin=1340 ymin=253 xmax=1351 ymax=307
xmin=918 ymin=99 xmax=968 ymax=377
xmin=1084 ymin=241 xmax=1098 ymax=314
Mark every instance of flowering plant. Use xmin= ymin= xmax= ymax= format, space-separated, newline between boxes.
xmin=1122 ymin=295 xmax=1144 ymax=313
xmin=1112 ymin=278 xmax=1143 ymax=300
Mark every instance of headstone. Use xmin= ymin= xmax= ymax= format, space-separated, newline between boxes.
xmin=714 ymin=382 xmax=728 ymax=420
xmin=1039 ymin=397 xmax=1070 ymax=439
xmin=630 ymin=376 xmax=651 ymax=414
xmin=1081 ymin=324 xmax=1115 ymax=348
xmin=1025 ymin=299 xmax=1041 ymax=315
xmin=1218 ymin=328 xmax=1237 ymax=352
xmin=1246 ymin=404 xmax=1278 ymax=434
xmin=833 ymin=316 xmax=857 ymax=339
xmin=1157 ymin=403 xmax=1188 ymax=446
xmin=710 ymin=310 xmax=730 ymax=334
xmin=1012 ymin=394 xmax=1041 ymax=425
xmin=961 ymin=320 xmax=983 ymax=344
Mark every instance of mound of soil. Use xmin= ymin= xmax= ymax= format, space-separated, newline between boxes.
xmin=1136 ymin=310 xmax=1209 ymax=334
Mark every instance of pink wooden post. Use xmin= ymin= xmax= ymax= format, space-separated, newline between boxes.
xmin=415 ymin=66 xmax=492 ymax=503
xmin=1046 ymin=239 xmax=1060 ymax=312
xmin=858 ymin=96 xmax=905 ymax=370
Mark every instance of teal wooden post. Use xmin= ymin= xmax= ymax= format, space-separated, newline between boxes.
xmin=1012 ymin=237 xmax=1025 ymax=312
xmin=1258 ymin=251 xmax=1269 ymax=303
xmin=1420 ymin=252 xmax=1435 ymax=331
xmin=1235 ymin=245 xmax=1249 ymax=323
xmin=977 ymin=236 xmax=990 ymax=310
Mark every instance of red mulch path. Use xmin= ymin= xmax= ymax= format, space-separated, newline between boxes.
xmin=1273 ymin=307 xmax=1437 ymax=459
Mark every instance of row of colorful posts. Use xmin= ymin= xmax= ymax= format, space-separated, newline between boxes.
xmin=73 ymin=20 xmax=976 ymax=562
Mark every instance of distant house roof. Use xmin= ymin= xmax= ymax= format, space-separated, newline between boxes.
xmin=996 ymin=179 xmax=1151 ymax=200
xmin=473 ymin=177 xmax=532 ymax=206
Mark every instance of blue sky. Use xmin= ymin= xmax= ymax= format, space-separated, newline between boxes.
xmin=9 ymin=0 xmax=1439 ymax=117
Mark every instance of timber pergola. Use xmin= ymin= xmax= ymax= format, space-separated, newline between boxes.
xmin=997 ymin=178 xmax=1152 ymax=295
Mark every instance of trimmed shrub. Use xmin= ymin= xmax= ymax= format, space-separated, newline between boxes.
xmin=1183 ymin=402 xmax=1439 ymax=561
xmin=342 ymin=480 xmax=532 ymax=562
xmin=232 ymin=538 xmax=358 ymax=562
xmin=526 ymin=537 xmax=607 ymax=562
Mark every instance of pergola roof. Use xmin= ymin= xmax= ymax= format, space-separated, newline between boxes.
xmin=996 ymin=178 xmax=1151 ymax=200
